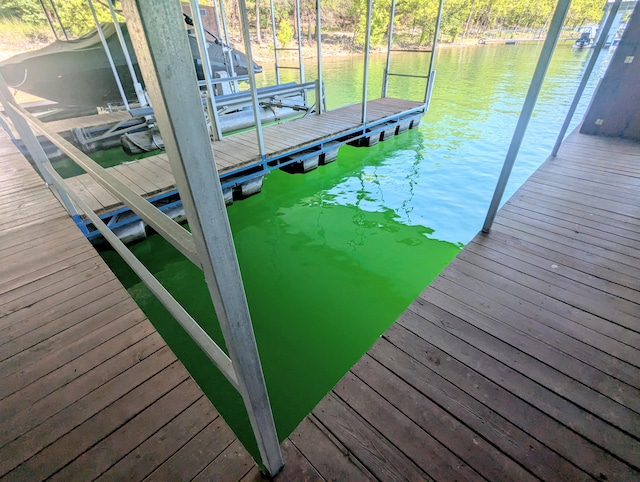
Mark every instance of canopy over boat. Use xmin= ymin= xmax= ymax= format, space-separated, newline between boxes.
xmin=0 ymin=22 xmax=261 ymax=107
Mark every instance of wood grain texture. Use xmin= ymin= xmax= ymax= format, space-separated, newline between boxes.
xmin=279 ymin=129 xmax=640 ymax=481
xmin=0 ymin=131 xmax=259 ymax=480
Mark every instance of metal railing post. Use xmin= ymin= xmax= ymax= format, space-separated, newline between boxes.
xmin=295 ymin=0 xmax=305 ymax=84
xmin=381 ymin=0 xmax=396 ymax=97
xmin=87 ymin=0 xmax=130 ymax=110
xmin=217 ymin=0 xmax=239 ymax=92
xmin=0 ymin=74 xmax=78 ymax=216
xmin=269 ymin=0 xmax=281 ymax=84
xmin=424 ymin=0 xmax=444 ymax=107
xmin=106 ymin=0 xmax=148 ymax=108
xmin=316 ymin=0 xmax=323 ymax=114
xmin=190 ymin=0 xmax=223 ymax=141
xmin=361 ymin=0 xmax=372 ymax=125
xmin=551 ymin=0 xmax=622 ymax=157
xmin=237 ymin=0 xmax=267 ymax=157
xmin=121 ymin=0 xmax=283 ymax=475
xmin=482 ymin=0 xmax=571 ymax=234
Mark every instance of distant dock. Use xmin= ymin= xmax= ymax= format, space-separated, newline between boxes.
xmin=41 ymin=97 xmax=425 ymax=242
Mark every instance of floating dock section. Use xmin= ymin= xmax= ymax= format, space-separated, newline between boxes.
xmin=51 ymin=97 xmax=424 ymax=242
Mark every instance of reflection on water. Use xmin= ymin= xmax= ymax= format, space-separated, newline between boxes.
xmin=100 ymin=42 xmax=611 ymax=461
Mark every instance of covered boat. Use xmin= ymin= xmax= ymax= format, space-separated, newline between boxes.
xmin=0 ymin=22 xmax=261 ymax=107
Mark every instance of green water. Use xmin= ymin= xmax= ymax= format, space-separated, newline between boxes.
xmin=99 ymin=42 xmax=609 ymax=463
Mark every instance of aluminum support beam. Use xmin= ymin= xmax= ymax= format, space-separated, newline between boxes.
xmin=237 ymin=0 xmax=267 ymax=157
xmin=87 ymin=0 xmax=130 ymax=110
xmin=381 ymin=0 xmax=397 ymax=98
xmin=482 ymin=0 xmax=571 ymax=234
xmin=106 ymin=0 xmax=148 ymax=107
xmin=270 ymin=0 xmax=281 ymax=85
xmin=295 ymin=0 xmax=305 ymax=84
xmin=316 ymin=0 xmax=323 ymax=114
xmin=361 ymin=0 xmax=373 ymax=125
xmin=552 ymin=0 xmax=622 ymax=156
xmin=121 ymin=0 xmax=283 ymax=475
xmin=6 ymin=98 xmax=200 ymax=265
xmin=0 ymin=74 xmax=78 ymax=216
xmin=42 ymin=163 xmax=239 ymax=390
xmin=425 ymin=0 xmax=444 ymax=108
xmin=190 ymin=0 xmax=223 ymax=141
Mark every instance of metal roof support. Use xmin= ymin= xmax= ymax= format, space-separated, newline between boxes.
xmin=0 ymin=74 xmax=78 ymax=217
xmin=381 ymin=0 xmax=397 ymax=98
xmin=48 ymin=0 xmax=69 ymax=40
xmin=237 ymin=0 xmax=267 ymax=157
xmin=121 ymin=0 xmax=282 ymax=475
xmin=425 ymin=0 xmax=444 ymax=108
xmin=315 ymin=0 xmax=324 ymax=114
xmin=295 ymin=0 xmax=305 ymax=84
xmin=361 ymin=0 xmax=373 ymax=125
xmin=105 ymin=0 xmax=148 ymax=108
xmin=482 ymin=0 xmax=571 ymax=234
xmin=217 ymin=0 xmax=239 ymax=92
xmin=87 ymin=0 xmax=130 ymax=110
xmin=269 ymin=0 xmax=281 ymax=85
xmin=189 ymin=0 xmax=223 ymax=141
xmin=551 ymin=0 xmax=623 ymax=157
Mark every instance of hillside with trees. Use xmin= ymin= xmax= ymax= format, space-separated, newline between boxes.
xmin=1 ymin=0 xmax=607 ymax=54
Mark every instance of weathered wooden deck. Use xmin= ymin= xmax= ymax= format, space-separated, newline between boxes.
xmin=3 ymin=117 xmax=638 ymax=480
xmin=0 ymin=130 xmax=261 ymax=480
xmin=268 ymin=130 xmax=640 ymax=480
xmin=61 ymin=97 xmax=422 ymax=216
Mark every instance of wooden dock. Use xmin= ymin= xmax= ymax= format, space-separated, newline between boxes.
xmin=4 ymin=109 xmax=638 ymax=479
xmin=60 ymin=97 xmax=423 ymax=217
xmin=0 ymin=130 xmax=263 ymax=480
xmin=266 ymin=130 xmax=640 ymax=480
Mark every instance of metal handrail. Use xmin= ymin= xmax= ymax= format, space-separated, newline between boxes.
xmin=5 ymin=100 xmax=200 ymax=266
xmin=41 ymin=163 xmax=240 ymax=390
xmin=389 ymin=49 xmax=433 ymax=53
xmin=387 ymin=72 xmax=430 ymax=79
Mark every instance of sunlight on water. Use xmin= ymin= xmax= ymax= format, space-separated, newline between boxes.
xmin=100 ymin=42 xmax=612 ymax=461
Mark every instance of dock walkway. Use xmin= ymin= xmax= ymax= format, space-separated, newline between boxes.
xmin=0 ymin=130 xmax=261 ymax=480
xmin=270 ymin=130 xmax=640 ymax=480
xmin=58 ymin=98 xmax=422 ymax=221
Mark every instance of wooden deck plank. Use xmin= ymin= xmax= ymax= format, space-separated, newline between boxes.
xmin=47 ymin=384 xmax=207 ymax=482
xmin=63 ymin=97 xmax=423 ymax=217
xmin=278 ymin=129 xmax=640 ymax=481
xmin=0 ymin=130 xmax=258 ymax=480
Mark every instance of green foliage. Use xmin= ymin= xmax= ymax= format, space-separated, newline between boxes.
xmin=278 ymin=16 xmax=294 ymax=45
xmin=1 ymin=0 xmax=46 ymax=25
xmin=55 ymin=0 xmax=114 ymax=37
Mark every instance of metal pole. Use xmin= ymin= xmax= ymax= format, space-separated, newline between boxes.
xmin=122 ymin=0 xmax=283 ymax=475
xmin=190 ymin=0 xmax=223 ymax=141
xmin=238 ymin=0 xmax=266 ymax=157
xmin=0 ymin=74 xmax=78 ymax=216
xmin=425 ymin=0 xmax=444 ymax=106
xmin=361 ymin=0 xmax=372 ymax=125
xmin=381 ymin=0 xmax=396 ymax=98
xmin=482 ymin=0 xmax=571 ymax=234
xmin=551 ymin=0 xmax=622 ymax=157
xmin=218 ymin=0 xmax=239 ymax=92
xmin=49 ymin=0 xmax=69 ymax=40
xmin=106 ymin=0 xmax=148 ymax=107
xmin=38 ymin=0 xmax=59 ymax=40
xmin=87 ymin=0 xmax=130 ymax=110
xmin=295 ymin=0 xmax=305 ymax=84
xmin=315 ymin=0 xmax=323 ymax=114
xmin=269 ymin=0 xmax=281 ymax=84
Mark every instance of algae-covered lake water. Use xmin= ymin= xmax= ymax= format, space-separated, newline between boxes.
xmin=99 ymin=42 xmax=609 ymax=462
